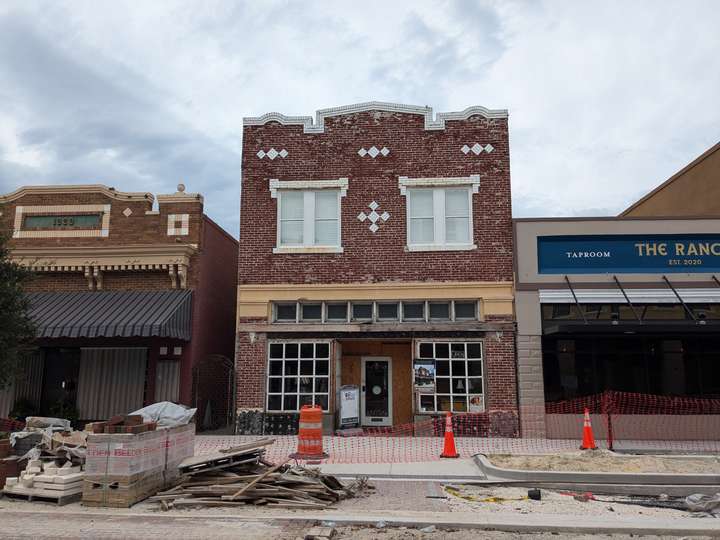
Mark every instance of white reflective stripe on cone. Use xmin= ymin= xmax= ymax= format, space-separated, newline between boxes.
xmin=299 ymin=422 xmax=322 ymax=430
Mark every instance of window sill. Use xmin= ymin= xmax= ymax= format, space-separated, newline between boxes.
xmin=273 ymin=246 xmax=344 ymax=254
xmin=405 ymin=243 xmax=477 ymax=252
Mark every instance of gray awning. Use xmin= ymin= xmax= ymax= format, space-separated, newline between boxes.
xmin=27 ymin=290 xmax=193 ymax=340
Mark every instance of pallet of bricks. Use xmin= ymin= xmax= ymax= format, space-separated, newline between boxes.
xmin=83 ymin=415 xmax=195 ymax=508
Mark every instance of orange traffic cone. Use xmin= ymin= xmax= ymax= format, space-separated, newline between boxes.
xmin=580 ymin=408 xmax=597 ymax=450
xmin=440 ymin=412 xmax=459 ymax=458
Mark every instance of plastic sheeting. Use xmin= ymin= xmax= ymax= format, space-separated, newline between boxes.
xmin=686 ymin=493 xmax=720 ymax=516
xmin=131 ymin=401 xmax=196 ymax=427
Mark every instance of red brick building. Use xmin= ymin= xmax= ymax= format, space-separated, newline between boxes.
xmin=236 ymin=102 xmax=517 ymax=435
xmin=0 ymin=184 xmax=237 ymax=428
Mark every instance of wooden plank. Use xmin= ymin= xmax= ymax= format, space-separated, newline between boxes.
xmin=179 ymin=439 xmax=273 ymax=469
xmin=226 ymin=459 xmax=288 ymax=501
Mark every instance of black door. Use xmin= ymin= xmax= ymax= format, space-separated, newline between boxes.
xmin=363 ymin=359 xmax=390 ymax=425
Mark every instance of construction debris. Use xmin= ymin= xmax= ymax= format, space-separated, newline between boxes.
xmin=152 ymin=439 xmax=370 ymax=510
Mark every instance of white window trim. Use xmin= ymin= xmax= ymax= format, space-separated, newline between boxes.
xmin=402 ymin=181 xmax=477 ymax=252
xmin=271 ymin=178 xmax=348 ymax=254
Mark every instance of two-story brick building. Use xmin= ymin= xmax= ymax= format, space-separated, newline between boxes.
xmin=236 ymin=102 xmax=517 ymax=436
xmin=0 ymin=184 xmax=238 ymax=428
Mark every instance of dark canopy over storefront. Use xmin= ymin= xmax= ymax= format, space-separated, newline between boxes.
xmin=27 ymin=290 xmax=193 ymax=340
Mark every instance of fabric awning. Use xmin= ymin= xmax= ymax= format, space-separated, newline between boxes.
xmin=27 ymin=290 xmax=193 ymax=340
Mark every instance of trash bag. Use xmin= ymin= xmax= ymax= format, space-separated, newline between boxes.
xmin=686 ymin=493 xmax=720 ymax=516
xmin=130 ymin=401 xmax=197 ymax=427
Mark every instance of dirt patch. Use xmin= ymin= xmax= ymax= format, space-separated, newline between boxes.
xmin=487 ymin=450 xmax=720 ymax=474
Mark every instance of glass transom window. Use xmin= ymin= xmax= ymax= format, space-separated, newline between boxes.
xmin=407 ymin=188 xmax=472 ymax=248
xmin=267 ymin=341 xmax=331 ymax=412
xmin=416 ymin=341 xmax=484 ymax=414
xmin=278 ymin=190 xmax=340 ymax=248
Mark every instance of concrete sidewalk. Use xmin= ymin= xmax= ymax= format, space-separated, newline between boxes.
xmin=319 ymin=458 xmax=483 ymax=480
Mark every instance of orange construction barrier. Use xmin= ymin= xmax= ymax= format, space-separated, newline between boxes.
xmin=290 ymin=405 xmax=328 ymax=460
xmin=440 ymin=412 xmax=459 ymax=458
xmin=580 ymin=407 xmax=597 ymax=450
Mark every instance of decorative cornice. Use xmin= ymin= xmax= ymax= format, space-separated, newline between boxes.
xmin=244 ymin=101 xmax=508 ymax=134
xmin=269 ymin=178 xmax=349 ymax=198
xmin=398 ymin=174 xmax=481 ymax=195
xmin=0 ymin=184 xmax=153 ymax=204
xmin=156 ymin=183 xmax=204 ymax=204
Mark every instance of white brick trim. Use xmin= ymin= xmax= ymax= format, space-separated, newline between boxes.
xmin=12 ymin=204 xmax=111 ymax=239
xmin=244 ymin=101 xmax=507 ymax=134
xmin=269 ymin=178 xmax=349 ymax=198
xmin=398 ymin=175 xmax=481 ymax=195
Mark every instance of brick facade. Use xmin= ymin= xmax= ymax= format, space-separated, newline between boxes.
xmin=236 ymin=103 xmax=518 ymax=435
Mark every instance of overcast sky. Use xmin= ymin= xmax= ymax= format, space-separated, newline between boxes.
xmin=1 ymin=1 xmax=718 ymax=236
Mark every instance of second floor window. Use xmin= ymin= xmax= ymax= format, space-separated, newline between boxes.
xmin=407 ymin=188 xmax=472 ymax=248
xmin=278 ymin=190 xmax=340 ymax=248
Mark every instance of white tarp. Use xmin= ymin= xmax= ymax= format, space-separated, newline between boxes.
xmin=131 ymin=401 xmax=196 ymax=427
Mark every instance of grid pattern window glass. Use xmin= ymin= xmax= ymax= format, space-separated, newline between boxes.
xmin=416 ymin=341 xmax=483 ymax=413
xmin=406 ymin=188 xmax=473 ymax=247
xmin=278 ymin=190 xmax=340 ymax=248
xmin=267 ymin=341 xmax=330 ymax=411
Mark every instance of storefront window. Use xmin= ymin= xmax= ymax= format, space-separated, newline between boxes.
xmin=416 ymin=341 xmax=484 ymax=413
xmin=267 ymin=341 xmax=330 ymax=412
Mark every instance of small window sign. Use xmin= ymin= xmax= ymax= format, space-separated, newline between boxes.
xmin=413 ymin=359 xmax=436 ymax=393
xmin=23 ymin=214 xmax=102 ymax=230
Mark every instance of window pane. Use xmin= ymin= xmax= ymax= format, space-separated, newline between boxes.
xmin=314 ymin=394 xmax=329 ymax=410
xmin=299 ymin=394 xmax=313 ymax=407
xmin=268 ymin=377 xmax=282 ymax=393
xmin=419 ymin=342 xmax=434 ymax=358
xmin=269 ymin=361 xmax=283 ymax=376
xmin=284 ymin=377 xmax=298 ymax=393
xmin=451 ymin=360 xmax=466 ymax=376
xmin=314 ymin=191 xmax=338 ymax=219
xmin=352 ymin=303 xmax=372 ymax=320
xmin=315 ymin=360 xmax=329 ymax=375
xmin=467 ymin=378 xmax=483 ymax=393
xmin=276 ymin=304 xmax=297 ymax=321
xmin=437 ymin=395 xmax=452 ymax=412
xmin=435 ymin=343 xmax=449 ymax=358
xmin=409 ymin=190 xmax=433 ymax=217
xmin=283 ymin=395 xmax=298 ymax=411
xmin=445 ymin=189 xmax=469 ymax=217
xmin=315 ymin=377 xmax=329 ymax=393
xmin=302 ymin=304 xmax=322 ymax=321
xmin=403 ymin=302 xmax=424 ymax=320
xmin=429 ymin=302 xmax=450 ymax=320
xmin=284 ymin=361 xmax=298 ymax=375
xmin=285 ymin=343 xmax=299 ymax=358
xmin=268 ymin=395 xmax=282 ymax=411
xmin=452 ymin=397 xmax=468 ymax=412
xmin=467 ymin=343 xmax=482 ymax=359
xmin=269 ymin=343 xmax=284 ymax=358
xmin=451 ymin=343 xmax=466 ymax=358
xmin=378 ymin=303 xmax=398 ymax=320
xmin=300 ymin=360 xmax=314 ymax=375
xmin=300 ymin=343 xmax=314 ymax=358
xmin=327 ymin=304 xmax=348 ymax=321
xmin=315 ymin=220 xmax=338 ymax=245
xmin=300 ymin=377 xmax=313 ymax=393
xmin=280 ymin=221 xmax=304 ymax=245
xmin=281 ymin=191 xmax=304 ymax=219
xmin=315 ymin=343 xmax=330 ymax=358
xmin=410 ymin=218 xmax=434 ymax=244
xmin=445 ymin=217 xmax=470 ymax=243
xmin=468 ymin=360 xmax=483 ymax=376
xmin=419 ymin=395 xmax=435 ymax=412
xmin=455 ymin=302 xmax=476 ymax=320
xmin=436 ymin=377 xmax=450 ymax=393
xmin=436 ymin=360 xmax=450 ymax=376
xmin=453 ymin=377 xmax=466 ymax=392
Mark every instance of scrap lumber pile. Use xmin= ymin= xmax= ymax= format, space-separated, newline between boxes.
xmin=85 ymin=415 xmax=157 ymax=435
xmin=152 ymin=438 xmax=369 ymax=510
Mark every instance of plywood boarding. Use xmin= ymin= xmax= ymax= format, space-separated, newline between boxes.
xmin=339 ymin=341 xmax=412 ymax=426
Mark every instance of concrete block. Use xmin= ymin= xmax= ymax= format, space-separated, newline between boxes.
xmin=56 ymin=466 xmax=82 ymax=476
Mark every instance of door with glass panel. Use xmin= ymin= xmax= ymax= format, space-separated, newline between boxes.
xmin=361 ymin=357 xmax=392 ymax=426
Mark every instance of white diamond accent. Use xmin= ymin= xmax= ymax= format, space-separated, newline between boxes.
xmin=380 ymin=211 xmax=390 ymax=221
xmin=267 ymin=148 xmax=279 ymax=160
xmin=358 ymin=148 xmax=367 ymax=157
xmin=368 ymin=211 xmax=379 ymax=223
xmin=380 ymin=147 xmax=390 ymax=156
xmin=368 ymin=146 xmax=380 ymax=158
xmin=122 ymin=208 xmax=132 ymax=217
xmin=279 ymin=149 xmax=288 ymax=158
xmin=461 ymin=145 xmax=470 ymax=154
xmin=471 ymin=143 xmax=483 ymax=155
xmin=369 ymin=201 xmax=379 ymax=210
xmin=357 ymin=212 xmax=368 ymax=222
xmin=369 ymin=223 xmax=379 ymax=233
xmin=257 ymin=150 xmax=266 ymax=159
xmin=484 ymin=144 xmax=494 ymax=153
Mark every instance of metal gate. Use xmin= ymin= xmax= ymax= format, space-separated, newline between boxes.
xmin=192 ymin=355 xmax=234 ymax=431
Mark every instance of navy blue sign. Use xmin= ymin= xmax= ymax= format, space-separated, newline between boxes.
xmin=537 ymin=234 xmax=720 ymax=274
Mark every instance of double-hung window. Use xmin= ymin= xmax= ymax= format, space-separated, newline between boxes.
xmin=277 ymin=190 xmax=341 ymax=250
xmin=271 ymin=178 xmax=348 ymax=253
xmin=400 ymin=175 xmax=479 ymax=251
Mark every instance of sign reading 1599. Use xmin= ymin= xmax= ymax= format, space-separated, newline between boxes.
xmin=537 ymin=234 xmax=720 ymax=274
